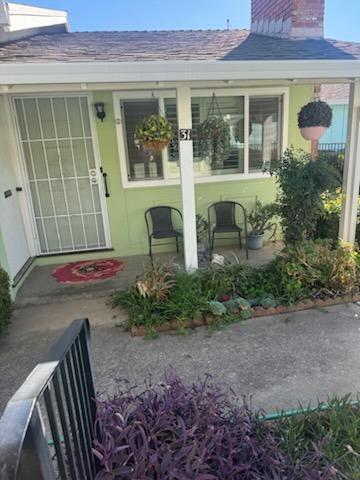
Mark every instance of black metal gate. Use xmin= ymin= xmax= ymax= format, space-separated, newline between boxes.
xmin=0 ymin=318 xmax=97 ymax=480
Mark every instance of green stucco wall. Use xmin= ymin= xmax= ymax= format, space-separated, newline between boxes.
xmin=34 ymin=84 xmax=313 ymax=266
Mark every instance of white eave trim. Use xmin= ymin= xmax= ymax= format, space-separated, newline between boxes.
xmin=0 ymin=59 xmax=360 ymax=85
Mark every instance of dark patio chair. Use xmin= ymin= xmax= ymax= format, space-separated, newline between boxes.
xmin=145 ymin=206 xmax=183 ymax=260
xmin=208 ymin=201 xmax=248 ymax=259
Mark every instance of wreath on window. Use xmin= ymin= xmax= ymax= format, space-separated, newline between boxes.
xmin=198 ymin=93 xmax=231 ymax=169
xmin=134 ymin=114 xmax=174 ymax=155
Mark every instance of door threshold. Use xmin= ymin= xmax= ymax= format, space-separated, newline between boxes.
xmin=37 ymin=248 xmax=114 ymax=258
xmin=12 ymin=257 xmax=35 ymax=288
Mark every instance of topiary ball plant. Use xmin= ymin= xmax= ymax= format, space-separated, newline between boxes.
xmin=0 ymin=266 xmax=13 ymax=335
xmin=298 ymin=101 xmax=333 ymax=141
xmin=134 ymin=114 xmax=174 ymax=155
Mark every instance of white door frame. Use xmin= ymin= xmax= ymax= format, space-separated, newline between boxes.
xmin=9 ymin=92 xmax=112 ymax=255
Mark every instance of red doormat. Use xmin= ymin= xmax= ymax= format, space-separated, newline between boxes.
xmin=52 ymin=259 xmax=124 ymax=284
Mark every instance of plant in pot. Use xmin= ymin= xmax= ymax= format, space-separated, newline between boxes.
xmin=247 ymin=201 xmax=278 ymax=250
xmin=198 ymin=94 xmax=231 ymax=170
xmin=134 ymin=114 xmax=174 ymax=156
xmin=196 ymin=214 xmax=210 ymax=264
xmin=297 ymin=100 xmax=333 ymax=141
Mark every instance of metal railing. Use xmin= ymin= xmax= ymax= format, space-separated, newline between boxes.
xmin=318 ymin=142 xmax=346 ymax=155
xmin=0 ymin=318 xmax=97 ymax=480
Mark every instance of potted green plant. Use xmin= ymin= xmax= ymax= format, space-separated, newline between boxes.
xmin=297 ymin=101 xmax=333 ymax=141
xmin=134 ymin=114 xmax=173 ymax=155
xmin=196 ymin=214 xmax=210 ymax=263
xmin=247 ymin=201 xmax=278 ymax=250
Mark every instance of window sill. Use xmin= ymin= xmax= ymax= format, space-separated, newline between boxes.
xmin=122 ymin=171 xmax=271 ymax=189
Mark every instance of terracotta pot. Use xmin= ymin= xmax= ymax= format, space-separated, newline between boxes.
xmin=300 ymin=126 xmax=327 ymax=141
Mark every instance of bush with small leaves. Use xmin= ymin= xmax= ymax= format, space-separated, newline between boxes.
xmin=0 ymin=267 xmax=12 ymax=335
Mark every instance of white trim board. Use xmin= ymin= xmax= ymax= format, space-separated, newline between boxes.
xmin=0 ymin=60 xmax=360 ymax=85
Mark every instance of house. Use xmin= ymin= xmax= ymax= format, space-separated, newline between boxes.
xmin=320 ymin=83 xmax=350 ymax=147
xmin=1 ymin=0 xmax=360 ymax=298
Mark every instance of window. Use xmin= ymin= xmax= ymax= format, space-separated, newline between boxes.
xmin=118 ymin=90 xmax=285 ymax=185
xmin=122 ymin=99 xmax=163 ymax=180
xmin=249 ymin=96 xmax=282 ymax=172
xmin=191 ymin=96 xmax=245 ymax=176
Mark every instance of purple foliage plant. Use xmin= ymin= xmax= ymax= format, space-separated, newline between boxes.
xmin=93 ymin=373 xmax=337 ymax=479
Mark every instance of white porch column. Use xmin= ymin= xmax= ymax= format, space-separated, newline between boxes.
xmin=176 ymin=86 xmax=198 ymax=271
xmin=339 ymin=80 xmax=360 ymax=243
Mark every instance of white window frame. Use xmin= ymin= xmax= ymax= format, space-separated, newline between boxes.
xmin=113 ymin=86 xmax=289 ymax=189
xmin=10 ymin=91 xmax=112 ymax=256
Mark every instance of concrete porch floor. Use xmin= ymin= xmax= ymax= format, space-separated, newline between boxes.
xmin=15 ymin=242 xmax=282 ymax=307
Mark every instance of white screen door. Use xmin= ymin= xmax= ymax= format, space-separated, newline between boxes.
xmin=14 ymin=95 xmax=108 ymax=255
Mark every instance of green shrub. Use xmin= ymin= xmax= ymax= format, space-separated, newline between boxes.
xmin=0 ymin=267 xmax=12 ymax=334
xmin=112 ymin=241 xmax=360 ymax=331
xmin=269 ymin=148 xmax=339 ymax=245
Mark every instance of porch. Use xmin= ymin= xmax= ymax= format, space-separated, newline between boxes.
xmin=14 ymin=241 xmax=282 ymax=307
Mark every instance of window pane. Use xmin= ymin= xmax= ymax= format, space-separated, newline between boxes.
xmin=191 ymin=96 xmax=245 ymax=177
xmin=122 ymin=100 xmax=163 ymax=181
xmin=249 ymin=96 xmax=281 ymax=172
xmin=163 ymin=98 xmax=180 ymax=179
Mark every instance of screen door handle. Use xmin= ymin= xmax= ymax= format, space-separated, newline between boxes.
xmin=100 ymin=167 xmax=110 ymax=198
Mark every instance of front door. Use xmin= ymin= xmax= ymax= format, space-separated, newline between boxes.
xmin=0 ymin=97 xmax=31 ymax=280
xmin=13 ymin=95 xmax=109 ymax=255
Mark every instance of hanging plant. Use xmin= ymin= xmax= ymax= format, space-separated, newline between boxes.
xmin=298 ymin=100 xmax=333 ymax=141
xmin=198 ymin=94 xmax=231 ymax=169
xmin=134 ymin=114 xmax=173 ymax=155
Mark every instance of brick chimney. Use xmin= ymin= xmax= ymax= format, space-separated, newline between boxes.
xmin=251 ymin=0 xmax=325 ymax=39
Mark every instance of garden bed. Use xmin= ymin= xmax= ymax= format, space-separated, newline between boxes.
xmin=112 ymin=240 xmax=360 ymax=337
xmin=93 ymin=374 xmax=360 ymax=479
xmin=130 ymin=292 xmax=360 ymax=336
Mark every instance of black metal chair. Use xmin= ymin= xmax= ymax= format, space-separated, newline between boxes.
xmin=208 ymin=201 xmax=248 ymax=259
xmin=145 ymin=206 xmax=183 ymax=260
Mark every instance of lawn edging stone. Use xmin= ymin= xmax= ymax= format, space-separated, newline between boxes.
xmin=130 ymin=293 xmax=360 ymax=337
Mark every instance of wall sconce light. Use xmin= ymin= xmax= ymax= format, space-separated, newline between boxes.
xmin=94 ymin=102 xmax=106 ymax=122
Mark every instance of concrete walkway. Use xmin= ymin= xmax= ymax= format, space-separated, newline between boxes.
xmin=1 ymin=297 xmax=360 ymax=414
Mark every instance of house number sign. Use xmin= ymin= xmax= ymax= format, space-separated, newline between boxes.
xmin=179 ymin=129 xmax=192 ymax=141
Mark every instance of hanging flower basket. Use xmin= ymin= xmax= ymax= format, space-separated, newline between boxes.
xmin=198 ymin=94 xmax=231 ymax=169
xmin=134 ymin=114 xmax=173 ymax=155
xmin=298 ymin=100 xmax=333 ymax=141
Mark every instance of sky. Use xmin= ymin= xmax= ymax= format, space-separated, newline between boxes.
xmin=23 ymin=0 xmax=360 ymax=42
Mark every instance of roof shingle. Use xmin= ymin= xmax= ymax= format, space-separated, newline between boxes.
xmin=0 ymin=30 xmax=359 ymax=63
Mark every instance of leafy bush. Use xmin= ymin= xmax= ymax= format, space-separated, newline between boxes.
xmin=297 ymin=100 xmax=333 ymax=129
xmin=113 ymin=241 xmax=360 ymax=330
xmin=0 ymin=267 xmax=12 ymax=334
xmin=269 ymin=148 xmax=339 ymax=244
xmin=316 ymin=188 xmax=360 ymax=243
xmin=93 ymin=374 xmax=346 ymax=479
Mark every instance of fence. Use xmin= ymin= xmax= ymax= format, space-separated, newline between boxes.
xmin=318 ymin=142 xmax=346 ymax=156
xmin=0 ymin=318 xmax=97 ymax=480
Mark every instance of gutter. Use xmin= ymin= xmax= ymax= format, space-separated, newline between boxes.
xmin=0 ymin=59 xmax=360 ymax=85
